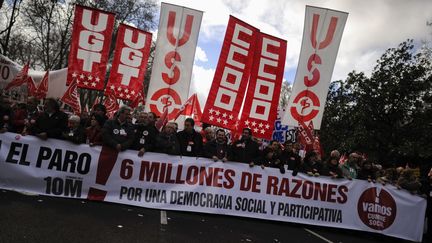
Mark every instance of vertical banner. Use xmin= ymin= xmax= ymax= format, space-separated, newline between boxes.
xmin=201 ymin=16 xmax=259 ymax=130
xmin=281 ymin=6 xmax=348 ymax=129
xmin=145 ymin=3 xmax=203 ymax=120
xmin=67 ymin=5 xmax=115 ymax=90
xmin=105 ymin=24 xmax=152 ymax=101
xmin=237 ymin=33 xmax=286 ymax=139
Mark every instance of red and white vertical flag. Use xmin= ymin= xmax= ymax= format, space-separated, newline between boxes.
xmin=201 ymin=16 xmax=259 ymax=130
xmin=67 ymin=5 xmax=115 ymax=90
xmin=282 ymin=6 xmax=348 ymax=129
xmin=5 ymin=62 xmax=30 ymax=90
xmin=26 ymin=77 xmax=37 ymax=97
xmin=105 ymin=24 xmax=152 ymax=101
xmin=34 ymin=71 xmax=49 ymax=99
xmin=145 ymin=3 xmax=203 ymax=121
xmin=129 ymin=90 xmax=145 ymax=109
xmin=237 ymin=33 xmax=287 ymax=139
xmin=60 ymin=78 xmax=81 ymax=115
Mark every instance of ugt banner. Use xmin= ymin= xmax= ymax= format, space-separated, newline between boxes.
xmin=145 ymin=3 xmax=203 ymax=121
xmin=105 ymin=24 xmax=152 ymax=101
xmin=0 ymin=133 xmax=426 ymax=242
xmin=67 ymin=5 xmax=115 ymax=90
xmin=201 ymin=16 xmax=259 ymax=130
xmin=237 ymin=33 xmax=287 ymax=139
xmin=282 ymin=6 xmax=348 ymax=129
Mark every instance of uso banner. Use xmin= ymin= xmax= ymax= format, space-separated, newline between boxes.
xmin=0 ymin=133 xmax=426 ymax=242
xmin=105 ymin=24 xmax=152 ymax=101
xmin=237 ymin=33 xmax=287 ymax=139
xmin=67 ymin=5 xmax=115 ymax=90
xmin=282 ymin=6 xmax=348 ymax=129
xmin=201 ymin=16 xmax=259 ymax=130
xmin=145 ymin=3 xmax=203 ymax=121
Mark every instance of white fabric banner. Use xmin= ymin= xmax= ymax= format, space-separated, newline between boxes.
xmin=145 ymin=3 xmax=202 ymax=122
xmin=0 ymin=54 xmax=68 ymax=99
xmin=0 ymin=132 xmax=426 ymax=242
xmin=282 ymin=6 xmax=348 ymax=129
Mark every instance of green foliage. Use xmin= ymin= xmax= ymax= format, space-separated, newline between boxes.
xmin=321 ymin=40 xmax=432 ymax=164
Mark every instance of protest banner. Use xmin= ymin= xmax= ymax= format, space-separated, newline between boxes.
xmin=145 ymin=3 xmax=203 ymax=121
xmin=282 ymin=6 xmax=348 ymax=129
xmin=67 ymin=5 xmax=115 ymax=90
xmin=0 ymin=132 xmax=426 ymax=242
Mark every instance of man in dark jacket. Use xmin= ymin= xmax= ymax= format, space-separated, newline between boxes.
xmin=299 ymin=151 xmax=323 ymax=176
xmin=281 ymin=142 xmax=302 ymax=173
xmin=133 ymin=111 xmax=159 ymax=156
xmin=155 ymin=122 xmax=180 ymax=155
xmin=203 ymin=129 xmax=229 ymax=162
xmin=63 ymin=115 xmax=86 ymax=144
xmin=102 ymin=106 xmax=134 ymax=152
xmin=230 ymin=128 xmax=261 ymax=167
xmin=31 ymin=98 xmax=68 ymax=140
xmin=177 ymin=118 xmax=203 ymax=157
xmin=321 ymin=156 xmax=344 ymax=179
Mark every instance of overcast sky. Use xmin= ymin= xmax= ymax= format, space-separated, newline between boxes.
xmin=156 ymin=0 xmax=432 ymax=107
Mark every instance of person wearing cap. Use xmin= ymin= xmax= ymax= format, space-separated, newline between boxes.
xmin=86 ymin=113 xmax=105 ymax=146
xmin=63 ymin=115 xmax=86 ymax=144
xmin=230 ymin=128 xmax=261 ymax=167
xmin=102 ymin=106 xmax=134 ymax=152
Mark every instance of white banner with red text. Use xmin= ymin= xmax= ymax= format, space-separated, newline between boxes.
xmin=145 ymin=3 xmax=202 ymax=121
xmin=67 ymin=5 xmax=115 ymax=90
xmin=0 ymin=133 xmax=425 ymax=242
xmin=282 ymin=6 xmax=348 ymax=129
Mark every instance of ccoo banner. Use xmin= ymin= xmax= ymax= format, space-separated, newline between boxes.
xmin=201 ymin=16 xmax=259 ymax=130
xmin=0 ymin=133 xmax=426 ymax=242
xmin=105 ymin=24 xmax=152 ymax=101
xmin=67 ymin=5 xmax=115 ymax=90
xmin=282 ymin=6 xmax=348 ymax=129
xmin=145 ymin=3 xmax=203 ymax=121
xmin=237 ymin=33 xmax=287 ymax=139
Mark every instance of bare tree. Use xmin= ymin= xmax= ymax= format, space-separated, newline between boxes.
xmin=0 ymin=0 xmax=23 ymax=55
xmin=279 ymin=81 xmax=292 ymax=108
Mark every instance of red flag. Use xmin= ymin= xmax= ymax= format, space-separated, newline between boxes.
xmin=237 ymin=33 xmax=287 ymax=139
xmin=105 ymin=24 xmax=152 ymax=101
xmin=26 ymin=77 xmax=37 ymax=97
xmin=92 ymin=96 xmax=101 ymax=109
xmin=313 ymin=135 xmax=323 ymax=157
xmin=129 ymin=90 xmax=144 ymax=109
xmin=67 ymin=5 xmax=115 ymax=90
xmin=5 ymin=62 xmax=30 ymax=90
xmin=155 ymin=106 xmax=169 ymax=132
xmin=173 ymin=93 xmax=202 ymax=126
xmin=35 ymin=71 xmax=49 ymax=99
xmin=201 ymin=16 xmax=259 ymax=130
xmin=60 ymin=78 xmax=81 ymax=115
xmin=103 ymin=93 xmax=119 ymax=118
xmin=298 ymin=120 xmax=315 ymax=151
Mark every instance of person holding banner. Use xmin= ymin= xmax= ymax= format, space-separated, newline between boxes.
xmin=230 ymin=128 xmax=261 ymax=167
xmin=299 ymin=151 xmax=323 ymax=176
xmin=62 ymin=115 xmax=86 ymax=144
xmin=177 ymin=118 xmax=203 ymax=157
xmin=262 ymin=141 xmax=285 ymax=174
xmin=31 ymin=98 xmax=68 ymax=140
xmin=86 ymin=114 xmax=104 ymax=146
xmin=155 ymin=122 xmax=180 ymax=155
xmin=102 ymin=106 xmax=134 ymax=152
xmin=133 ymin=112 xmax=159 ymax=157
xmin=203 ymin=129 xmax=229 ymax=162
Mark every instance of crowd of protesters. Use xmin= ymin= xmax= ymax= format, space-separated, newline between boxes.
xmin=1 ymin=97 xmax=431 ymax=239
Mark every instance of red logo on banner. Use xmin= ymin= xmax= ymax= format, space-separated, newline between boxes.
xmin=5 ymin=62 xmax=30 ymax=90
xmin=357 ymin=187 xmax=397 ymax=230
xmin=202 ymin=16 xmax=259 ymax=130
xmin=105 ymin=24 xmax=152 ymax=101
xmin=147 ymin=5 xmax=201 ymax=119
xmin=237 ymin=33 xmax=287 ymax=139
xmin=61 ymin=78 xmax=81 ymax=115
xmin=67 ymin=5 xmax=115 ymax=91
